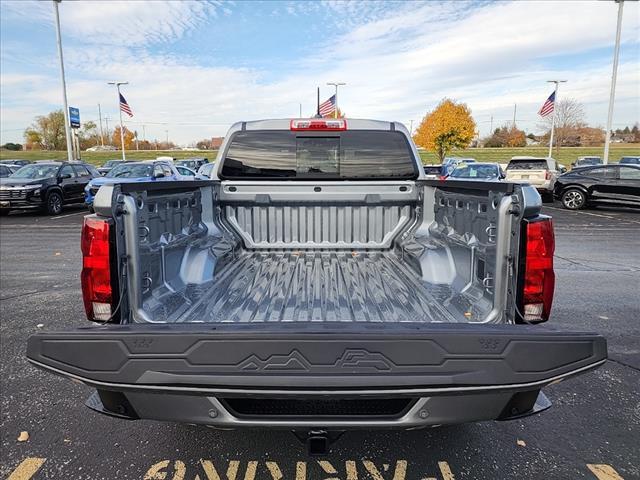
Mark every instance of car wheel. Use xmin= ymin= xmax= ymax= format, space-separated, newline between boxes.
xmin=46 ymin=191 xmax=63 ymax=215
xmin=561 ymin=189 xmax=586 ymax=210
xmin=88 ymin=205 xmax=95 ymax=214
xmin=0 ymin=209 xmax=9 ymax=216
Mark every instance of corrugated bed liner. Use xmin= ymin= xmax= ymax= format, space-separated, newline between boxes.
xmin=149 ymin=250 xmax=474 ymax=323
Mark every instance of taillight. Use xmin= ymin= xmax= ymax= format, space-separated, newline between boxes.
xmin=81 ymin=216 xmax=115 ymax=322
xmin=545 ymin=170 xmax=552 ymax=180
xmin=522 ymin=218 xmax=555 ymax=322
xmin=290 ymin=119 xmax=347 ymax=131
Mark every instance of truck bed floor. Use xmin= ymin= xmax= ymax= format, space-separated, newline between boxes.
xmin=165 ymin=250 xmax=460 ymax=323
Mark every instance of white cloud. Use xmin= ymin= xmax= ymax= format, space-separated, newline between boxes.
xmin=1 ymin=0 xmax=639 ymax=144
xmin=1 ymin=0 xmax=220 ymax=46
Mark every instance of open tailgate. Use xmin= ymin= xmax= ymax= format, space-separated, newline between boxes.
xmin=27 ymin=323 xmax=606 ymax=393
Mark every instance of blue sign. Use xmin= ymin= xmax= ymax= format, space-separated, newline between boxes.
xmin=69 ymin=107 xmax=80 ymax=128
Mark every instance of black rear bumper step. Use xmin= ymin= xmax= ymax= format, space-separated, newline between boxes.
xmin=26 ymin=323 xmax=607 ymax=393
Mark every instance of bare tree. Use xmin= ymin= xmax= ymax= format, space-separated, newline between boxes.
xmin=537 ymin=98 xmax=586 ymax=154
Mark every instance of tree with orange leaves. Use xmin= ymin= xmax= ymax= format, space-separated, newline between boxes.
xmin=112 ymin=126 xmax=136 ymax=150
xmin=413 ymin=99 xmax=476 ymax=162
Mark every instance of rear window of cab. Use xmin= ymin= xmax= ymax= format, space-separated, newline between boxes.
xmin=220 ymin=130 xmax=418 ymax=180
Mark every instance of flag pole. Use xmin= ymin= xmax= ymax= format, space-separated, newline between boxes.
xmin=546 ymin=80 xmax=566 ymax=158
xmin=327 ymin=82 xmax=346 ymax=118
xmin=108 ymin=80 xmax=128 ymax=160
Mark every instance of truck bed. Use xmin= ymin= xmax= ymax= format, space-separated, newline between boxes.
xmin=155 ymin=249 xmax=477 ymax=323
xmin=115 ymin=180 xmax=514 ymax=325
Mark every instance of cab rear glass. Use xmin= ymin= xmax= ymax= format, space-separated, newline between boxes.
xmin=220 ymin=130 xmax=418 ymax=180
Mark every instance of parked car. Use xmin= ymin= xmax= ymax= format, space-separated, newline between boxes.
xmin=0 ymin=164 xmax=20 ymax=178
xmin=505 ymin=156 xmax=559 ymax=202
xmin=196 ymin=162 xmax=216 ymax=179
xmin=27 ymin=118 xmax=606 ymax=456
xmin=554 ymin=164 xmax=640 ymax=210
xmin=423 ymin=164 xmax=442 ymax=179
xmin=175 ymin=166 xmax=197 ymax=177
xmin=441 ymin=157 xmax=476 ymax=176
xmin=176 ymin=158 xmax=209 ymax=171
xmin=0 ymin=159 xmax=31 ymax=166
xmin=86 ymin=145 xmax=117 ymax=152
xmin=619 ymin=156 xmax=640 ymax=165
xmin=571 ymin=156 xmax=602 ymax=168
xmin=0 ymin=162 xmax=100 ymax=215
xmin=84 ymin=160 xmax=183 ymax=211
xmin=97 ymin=159 xmax=130 ymax=176
xmin=447 ymin=162 xmax=505 ymax=181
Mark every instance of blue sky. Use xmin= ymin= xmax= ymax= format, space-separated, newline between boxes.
xmin=1 ymin=0 xmax=639 ymax=145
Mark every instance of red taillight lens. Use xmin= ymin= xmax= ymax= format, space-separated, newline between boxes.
xmin=290 ymin=119 xmax=347 ymax=131
xmin=523 ymin=218 xmax=555 ymax=322
xmin=545 ymin=170 xmax=552 ymax=180
xmin=81 ymin=216 xmax=114 ymax=321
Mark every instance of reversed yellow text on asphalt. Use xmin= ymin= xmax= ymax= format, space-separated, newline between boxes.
xmin=143 ymin=459 xmax=450 ymax=480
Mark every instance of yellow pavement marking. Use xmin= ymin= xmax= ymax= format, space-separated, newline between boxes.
xmin=438 ymin=461 xmax=455 ymax=480
xmin=587 ymin=464 xmax=624 ymax=480
xmin=7 ymin=457 xmax=46 ymax=480
xmin=265 ymin=462 xmax=283 ymax=480
xmin=295 ymin=462 xmax=307 ymax=480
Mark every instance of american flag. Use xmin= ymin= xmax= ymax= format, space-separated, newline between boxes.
xmin=119 ymin=93 xmax=133 ymax=117
xmin=318 ymin=94 xmax=336 ymax=117
xmin=538 ymin=91 xmax=555 ymax=117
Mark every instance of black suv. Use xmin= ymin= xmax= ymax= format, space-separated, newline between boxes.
xmin=0 ymin=162 xmax=100 ymax=216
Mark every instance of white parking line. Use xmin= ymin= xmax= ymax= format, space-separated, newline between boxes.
xmin=545 ymin=205 xmax=640 ymax=225
xmin=48 ymin=211 xmax=86 ymax=220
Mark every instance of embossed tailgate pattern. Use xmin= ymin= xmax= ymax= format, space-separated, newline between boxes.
xmin=27 ymin=324 xmax=606 ymax=390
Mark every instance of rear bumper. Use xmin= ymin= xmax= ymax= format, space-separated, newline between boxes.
xmin=26 ymin=323 xmax=606 ymax=428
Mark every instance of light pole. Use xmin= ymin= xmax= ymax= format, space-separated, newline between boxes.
xmin=97 ymin=103 xmax=104 ymax=147
xmin=108 ymin=81 xmax=128 ymax=160
xmin=546 ymin=80 xmax=567 ymax=158
xmin=603 ymin=0 xmax=625 ymax=164
xmin=326 ymin=82 xmax=346 ymax=118
xmin=53 ymin=1 xmax=73 ymax=162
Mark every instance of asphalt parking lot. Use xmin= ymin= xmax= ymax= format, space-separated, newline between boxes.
xmin=1 ymin=204 xmax=638 ymax=480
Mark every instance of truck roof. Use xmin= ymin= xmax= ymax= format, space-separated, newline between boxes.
xmin=234 ymin=118 xmax=409 ymax=133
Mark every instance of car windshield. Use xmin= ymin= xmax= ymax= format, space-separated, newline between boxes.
xmin=620 ymin=157 xmax=640 ymax=164
xmin=507 ymin=160 xmax=548 ymax=170
xmin=103 ymin=161 xmax=121 ymax=168
xmin=107 ymin=164 xmax=153 ymax=178
xmin=10 ymin=164 xmax=59 ymax=179
xmin=221 ymin=130 xmax=416 ymax=180
xmin=198 ymin=163 xmax=215 ymax=175
xmin=580 ymin=158 xmax=601 ymax=164
xmin=450 ymin=164 xmax=498 ymax=178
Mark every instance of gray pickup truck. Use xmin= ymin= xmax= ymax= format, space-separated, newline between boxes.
xmin=27 ymin=118 xmax=606 ymax=454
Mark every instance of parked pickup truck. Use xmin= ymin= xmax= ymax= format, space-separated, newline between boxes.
xmin=27 ymin=118 xmax=606 ymax=455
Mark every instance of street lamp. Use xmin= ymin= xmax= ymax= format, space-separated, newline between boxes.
xmin=52 ymin=0 xmax=73 ymax=162
xmin=326 ymin=82 xmax=346 ymax=118
xmin=603 ymin=0 xmax=625 ymax=164
xmin=107 ymin=81 xmax=128 ymax=160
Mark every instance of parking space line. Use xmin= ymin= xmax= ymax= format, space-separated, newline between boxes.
xmin=48 ymin=211 xmax=86 ymax=220
xmin=587 ymin=464 xmax=624 ymax=480
xmin=7 ymin=457 xmax=46 ymax=480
